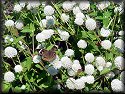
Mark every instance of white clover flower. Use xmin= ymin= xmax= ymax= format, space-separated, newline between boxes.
xmin=85 ymin=53 xmax=94 ymax=63
xmin=15 ymin=20 xmax=24 ymax=30
xmin=21 ymin=85 xmax=26 ymax=90
xmin=19 ymin=1 xmax=26 ymax=8
xmin=4 ymin=35 xmax=14 ymax=43
xmin=111 ymin=79 xmax=124 ymax=92
xmin=75 ymin=78 xmax=85 ymax=90
xmin=120 ymin=71 xmax=124 ymax=83
xmin=67 ymin=68 xmax=76 ymax=76
xmin=96 ymin=1 xmax=110 ymax=10
xmin=79 ymin=1 xmax=90 ymax=10
xmin=100 ymin=28 xmax=111 ymax=37
xmin=42 ymin=29 xmax=54 ymax=39
xmin=101 ymin=40 xmax=112 ymax=49
xmin=47 ymin=66 xmax=58 ymax=76
xmin=4 ymin=71 xmax=15 ymax=82
xmin=36 ymin=33 xmax=46 ymax=42
xmin=85 ymin=64 xmax=94 ymax=75
xmin=73 ymin=60 xmax=80 ymax=64
xmin=61 ymin=13 xmax=69 ymax=22
xmin=40 ymin=19 xmax=47 ymax=28
xmin=95 ymin=56 xmax=106 ymax=67
xmin=114 ymin=56 xmax=124 ymax=70
xmin=33 ymin=55 xmax=41 ymax=63
xmin=5 ymin=20 xmax=14 ymax=27
xmin=14 ymin=65 xmax=23 ymax=73
xmin=114 ymin=39 xmax=124 ymax=51
xmin=105 ymin=62 xmax=112 ymax=68
xmin=76 ymin=13 xmax=85 ymax=19
xmin=119 ymin=30 xmax=124 ymax=36
xmin=65 ymin=49 xmax=74 ymax=57
xmin=61 ymin=56 xmax=72 ymax=69
xmin=62 ymin=1 xmax=74 ymax=11
xmin=74 ymin=18 xmax=84 ymax=26
xmin=114 ymin=5 xmax=124 ymax=14
xmin=72 ymin=61 xmax=82 ymax=72
xmin=27 ymin=1 xmax=40 ymax=10
xmin=66 ymin=78 xmax=76 ymax=89
xmin=80 ymin=76 xmax=87 ymax=83
xmin=85 ymin=18 xmax=96 ymax=30
xmin=86 ymin=75 xmax=95 ymax=84
xmin=73 ymin=6 xmax=81 ymax=15
xmin=106 ymin=72 xmax=115 ymax=78
xmin=44 ymin=5 xmax=54 ymax=16
xmin=14 ymin=4 xmax=22 ymax=12
xmin=97 ymin=66 xmax=104 ymax=72
xmin=77 ymin=40 xmax=87 ymax=49
xmin=58 ymin=30 xmax=70 ymax=41
xmin=4 ymin=47 xmax=17 ymax=58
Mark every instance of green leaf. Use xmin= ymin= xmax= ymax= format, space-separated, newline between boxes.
xmin=30 ymin=23 xmax=35 ymax=32
xmin=13 ymin=36 xmax=25 ymax=44
xmin=2 ymin=83 xmax=10 ymax=93
xmin=22 ymin=57 xmax=32 ymax=71
xmin=35 ymin=64 xmax=43 ymax=70
xmin=100 ymin=68 xmax=110 ymax=75
xmin=21 ymin=25 xmax=32 ymax=33
xmin=13 ymin=86 xmax=22 ymax=93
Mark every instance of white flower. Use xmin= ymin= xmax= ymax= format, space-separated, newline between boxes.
xmin=15 ymin=20 xmax=24 ymax=30
xmin=97 ymin=66 xmax=104 ymax=72
xmin=4 ymin=35 xmax=14 ymax=43
xmin=47 ymin=66 xmax=58 ymax=76
xmin=74 ymin=18 xmax=84 ymax=25
xmin=85 ymin=64 xmax=94 ymax=75
xmin=66 ymin=78 xmax=76 ymax=89
xmin=27 ymin=1 xmax=40 ymax=10
xmin=101 ymin=40 xmax=112 ymax=49
xmin=33 ymin=55 xmax=41 ymax=63
xmin=73 ymin=6 xmax=81 ymax=15
xmin=79 ymin=1 xmax=90 ymax=10
xmin=72 ymin=61 xmax=82 ymax=72
xmin=21 ymin=85 xmax=26 ymax=90
xmin=105 ymin=62 xmax=112 ymax=68
xmin=76 ymin=13 xmax=85 ymax=19
xmin=4 ymin=47 xmax=17 ymax=58
xmin=61 ymin=56 xmax=72 ymax=69
xmin=42 ymin=29 xmax=54 ymax=39
xmin=114 ymin=5 xmax=124 ymax=14
xmin=85 ymin=53 xmax=94 ymax=63
xmin=119 ymin=30 xmax=124 ymax=36
xmin=95 ymin=56 xmax=106 ymax=67
xmin=19 ymin=1 xmax=26 ymax=8
xmin=85 ymin=18 xmax=96 ymax=30
xmin=67 ymin=68 xmax=76 ymax=76
xmin=5 ymin=20 xmax=14 ymax=27
xmin=61 ymin=13 xmax=69 ymax=22
xmin=96 ymin=1 xmax=110 ymax=10
xmin=75 ymin=78 xmax=85 ymax=90
xmin=77 ymin=40 xmax=87 ymax=49
xmin=44 ymin=5 xmax=54 ymax=16
xmin=14 ymin=4 xmax=22 ymax=12
xmin=106 ymin=72 xmax=115 ymax=78
xmin=4 ymin=71 xmax=15 ymax=82
xmin=36 ymin=33 xmax=46 ymax=42
xmin=114 ymin=56 xmax=124 ymax=70
xmin=100 ymin=28 xmax=111 ymax=37
xmin=80 ymin=76 xmax=87 ymax=83
xmin=111 ymin=79 xmax=124 ymax=92
xmin=65 ymin=49 xmax=74 ymax=57
xmin=62 ymin=1 xmax=74 ymax=11
xmin=86 ymin=75 xmax=95 ymax=84
xmin=14 ymin=65 xmax=23 ymax=73
xmin=114 ymin=39 xmax=124 ymax=51
xmin=58 ymin=30 xmax=70 ymax=41
xmin=120 ymin=71 xmax=124 ymax=83
xmin=40 ymin=19 xmax=47 ymax=28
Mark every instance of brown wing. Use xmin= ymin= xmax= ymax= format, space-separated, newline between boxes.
xmin=51 ymin=45 xmax=58 ymax=52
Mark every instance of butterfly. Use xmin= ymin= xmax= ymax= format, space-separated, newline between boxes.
xmin=39 ymin=46 xmax=58 ymax=62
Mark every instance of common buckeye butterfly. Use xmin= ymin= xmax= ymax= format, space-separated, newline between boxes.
xmin=39 ymin=45 xmax=58 ymax=62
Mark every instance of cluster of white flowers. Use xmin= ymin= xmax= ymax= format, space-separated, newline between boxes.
xmin=85 ymin=18 xmax=96 ymax=30
xmin=100 ymin=28 xmax=111 ymax=37
xmin=36 ymin=29 xmax=54 ymax=42
xmin=105 ymin=62 xmax=112 ymax=68
xmin=61 ymin=56 xmax=72 ymax=69
xmin=4 ymin=71 xmax=15 ymax=82
xmin=5 ymin=20 xmax=14 ymax=27
xmin=85 ymin=53 xmax=95 ymax=63
xmin=111 ymin=79 xmax=124 ymax=92
xmin=85 ymin=64 xmax=94 ymax=75
xmin=79 ymin=1 xmax=90 ymax=10
xmin=27 ymin=1 xmax=40 ymax=10
xmin=33 ymin=55 xmax=41 ymax=63
xmin=77 ymin=40 xmax=87 ymax=49
xmin=101 ymin=40 xmax=112 ymax=49
xmin=44 ymin=5 xmax=55 ymax=16
xmin=39 ymin=19 xmax=47 ymax=28
xmin=4 ymin=35 xmax=14 ymax=43
xmin=73 ymin=6 xmax=81 ymax=15
xmin=14 ymin=4 xmax=22 ymax=12
xmin=62 ymin=1 xmax=75 ymax=11
xmin=4 ymin=47 xmax=17 ymax=58
xmin=114 ymin=56 xmax=124 ymax=70
xmin=15 ymin=20 xmax=24 ymax=30
xmin=65 ymin=49 xmax=74 ymax=57
xmin=119 ymin=30 xmax=124 ymax=36
xmin=114 ymin=39 xmax=124 ymax=52
xmin=74 ymin=18 xmax=84 ymax=26
xmin=14 ymin=65 xmax=23 ymax=73
xmin=96 ymin=1 xmax=110 ymax=10
xmin=61 ymin=13 xmax=69 ymax=23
